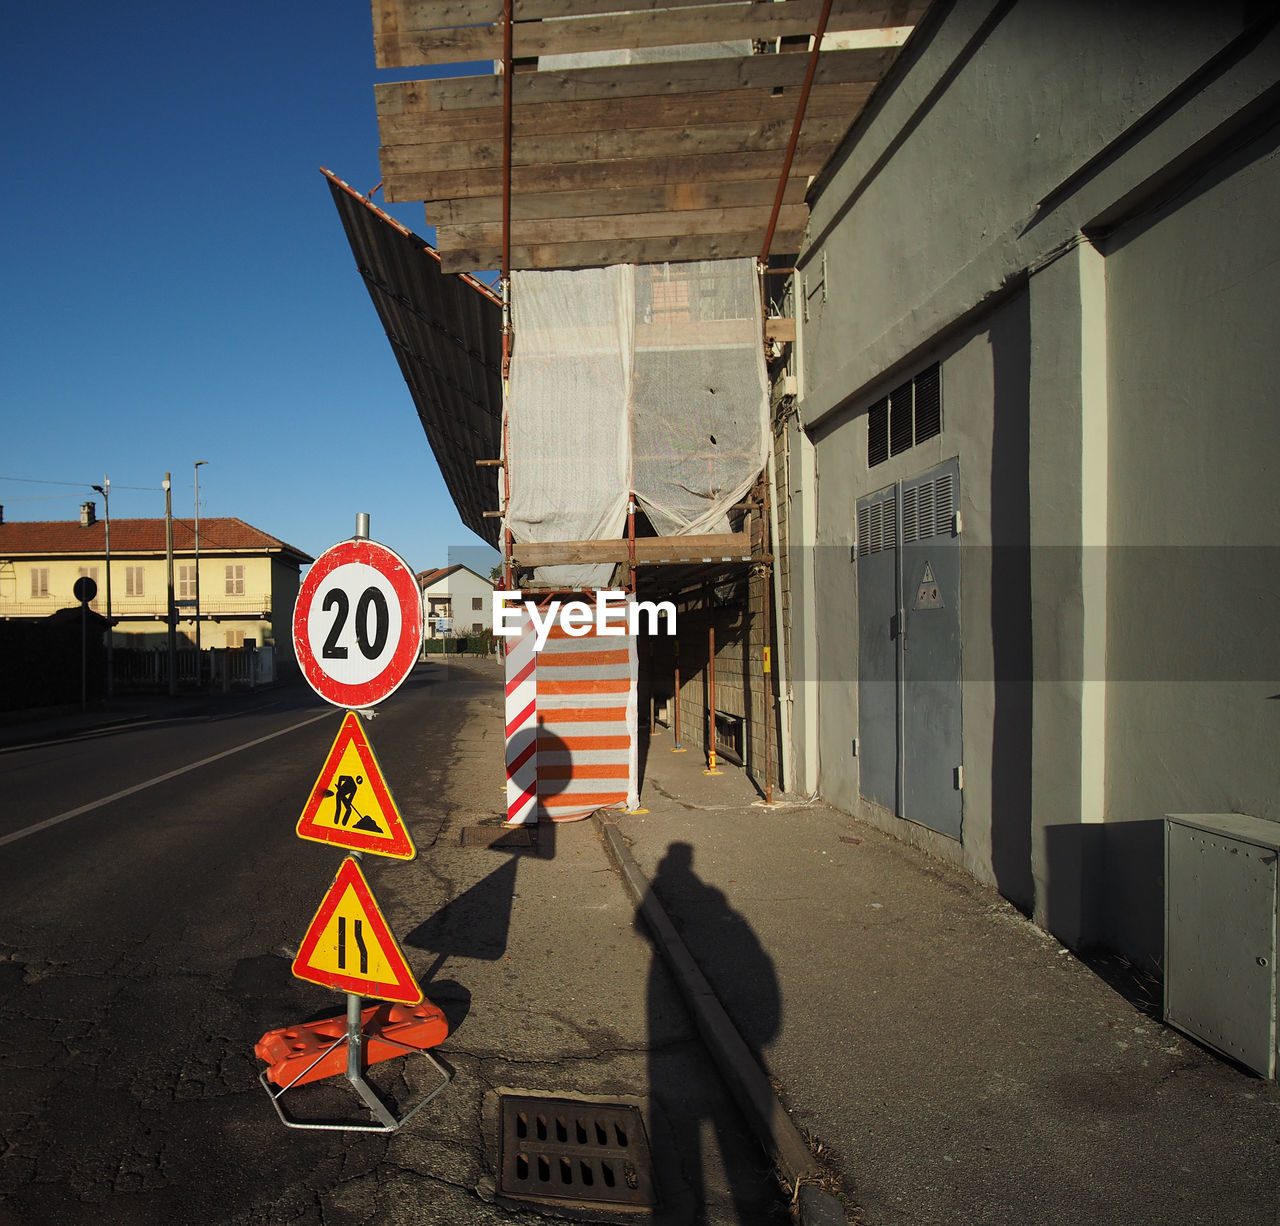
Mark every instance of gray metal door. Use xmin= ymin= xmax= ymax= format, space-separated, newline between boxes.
xmin=901 ymin=460 xmax=962 ymax=838
xmin=856 ymin=459 xmax=963 ymax=838
xmin=856 ymin=486 xmax=898 ymax=811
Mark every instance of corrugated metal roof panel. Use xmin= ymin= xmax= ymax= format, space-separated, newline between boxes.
xmin=326 ymin=171 xmax=503 ymax=547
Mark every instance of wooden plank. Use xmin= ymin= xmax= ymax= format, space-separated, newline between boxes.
xmin=376 ymin=24 xmax=498 ymax=69
xmin=438 ymin=227 xmax=806 ymax=270
xmin=389 ymin=0 xmax=920 ymax=25
xmin=483 ymin=319 xmax=763 ymax=350
xmin=512 ymin=540 xmax=624 ymax=565
xmin=377 ymin=81 xmax=872 ymax=145
xmin=765 ymin=316 xmax=796 ymax=343
xmin=379 ymin=113 xmax=850 ymax=173
xmin=372 ymin=0 xmax=402 ymax=54
xmin=394 ymin=0 xmax=749 ymax=27
xmin=636 ymin=318 xmax=767 ymax=347
xmin=512 ymin=533 xmax=753 ymax=567
xmin=375 ymin=0 xmax=926 ymax=68
xmin=389 ymin=0 xmax=502 ymax=27
xmin=633 ymin=534 xmax=755 ymax=563
xmin=478 ymin=319 xmax=765 ymax=348
xmin=519 ymin=0 xmax=747 ymax=16
xmin=383 ymin=146 xmax=833 ymax=202
xmin=374 ymin=46 xmax=895 ymax=112
xmin=426 ymin=176 xmax=808 ymax=225
xmin=438 ymin=202 xmax=807 ymax=247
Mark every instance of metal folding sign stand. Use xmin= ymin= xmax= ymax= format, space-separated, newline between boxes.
xmin=258 ymin=986 xmax=450 ymax=1134
xmin=260 ymin=834 xmax=451 ymax=1131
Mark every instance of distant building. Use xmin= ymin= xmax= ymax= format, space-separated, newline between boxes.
xmin=417 ymin=564 xmax=494 ymax=637
xmin=0 ymin=502 xmax=313 ymax=667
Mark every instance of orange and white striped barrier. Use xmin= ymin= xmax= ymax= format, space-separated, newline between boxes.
xmin=535 ymin=617 xmax=638 ymax=821
xmin=503 ymin=609 xmax=538 ymax=825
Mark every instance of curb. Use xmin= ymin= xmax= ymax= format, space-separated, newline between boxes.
xmin=594 ymin=814 xmax=851 ymax=1226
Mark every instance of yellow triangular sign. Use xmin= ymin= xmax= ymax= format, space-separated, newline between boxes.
xmin=914 ymin=560 xmax=944 ymax=610
xmin=297 ymin=712 xmax=416 ymax=859
xmin=292 ymin=857 xmax=422 ymax=1004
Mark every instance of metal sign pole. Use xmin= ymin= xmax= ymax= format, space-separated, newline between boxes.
xmin=80 ymin=596 xmax=87 ymax=712
xmin=340 ymin=849 xmax=397 ymax=1129
xmin=73 ymin=576 xmax=97 ymax=712
xmin=345 ymin=990 xmax=363 ymax=1081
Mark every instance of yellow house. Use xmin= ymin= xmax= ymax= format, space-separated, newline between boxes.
xmin=0 ymin=503 xmax=312 ymax=669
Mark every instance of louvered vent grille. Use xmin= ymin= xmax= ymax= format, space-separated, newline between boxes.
xmin=868 ymin=361 xmax=943 ymax=467
xmin=889 ymin=381 xmax=914 ymax=456
xmin=868 ymin=397 xmax=889 ymax=467
xmin=935 ymin=471 xmax=954 ymax=525
xmin=914 ymin=364 xmax=941 ymax=443
xmin=902 ymin=485 xmax=918 ymax=543
xmin=903 ymin=472 xmax=955 ymax=543
xmin=858 ymin=496 xmax=896 ymax=557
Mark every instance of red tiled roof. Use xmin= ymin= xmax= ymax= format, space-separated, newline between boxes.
xmin=417 ymin=564 xmax=495 ymax=590
xmin=0 ymin=517 xmax=313 ymax=563
xmin=416 ymin=564 xmax=461 ymax=587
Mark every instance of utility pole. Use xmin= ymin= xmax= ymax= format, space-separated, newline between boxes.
xmin=91 ymin=476 xmax=113 ymax=698
xmin=164 ymin=472 xmax=177 ymax=696
xmin=194 ymin=459 xmax=208 ymax=686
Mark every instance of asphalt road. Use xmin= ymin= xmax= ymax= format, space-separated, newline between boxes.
xmin=0 ymin=671 xmax=437 ymax=1223
xmin=0 ymin=663 xmax=788 ymax=1225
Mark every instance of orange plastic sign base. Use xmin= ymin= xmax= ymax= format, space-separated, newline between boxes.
xmin=255 ymin=1000 xmax=448 ymax=1088
xmin=292 ymin=857 xmax=422 ymax=1003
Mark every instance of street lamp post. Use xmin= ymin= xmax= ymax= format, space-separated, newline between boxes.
xmin=91 ymin=477 xmax=113 ymax=698
xmin=164 ymin=472 xmax=177 ymax=696
xmin=194 ymin=460 xmax=208 ymax=686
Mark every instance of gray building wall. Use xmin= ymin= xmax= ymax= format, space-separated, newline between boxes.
xmin=1100 ymin=128 xmax=1280 ymax=961
xmin=792 ymin=0 xmax=1280 ymax=966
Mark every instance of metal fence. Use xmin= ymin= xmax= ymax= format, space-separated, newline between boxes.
xmin=111 ymin=645 xmax=275 ymax=690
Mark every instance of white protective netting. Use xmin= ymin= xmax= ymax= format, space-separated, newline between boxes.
xmin=505 ymin=259 xmax=768 ymax=589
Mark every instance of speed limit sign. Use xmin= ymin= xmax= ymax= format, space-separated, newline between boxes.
xmin=293 ymin=537 xmax=423 ymax=708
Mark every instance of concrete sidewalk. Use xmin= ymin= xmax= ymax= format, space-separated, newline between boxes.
xmin=608 ymin=724 xmax=1280 ymax=1225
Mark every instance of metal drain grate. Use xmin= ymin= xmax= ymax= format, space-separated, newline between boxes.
xmin=497 ymin=1094 xmax=657 ymax=1211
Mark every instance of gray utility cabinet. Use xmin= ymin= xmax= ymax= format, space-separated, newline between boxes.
xmin=1165 ymin=813 xmax=1280 ymax=1077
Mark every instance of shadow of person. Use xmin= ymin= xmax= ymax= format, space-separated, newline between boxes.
xmin=638 ymin=841 xmax=784 ymax=1224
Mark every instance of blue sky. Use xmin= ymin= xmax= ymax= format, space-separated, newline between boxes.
xmin=2 ymin=1 xmax=499 ymax=578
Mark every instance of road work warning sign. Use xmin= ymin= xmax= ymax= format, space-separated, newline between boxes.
xmin=297 ymin=712 xmax=416 ymax=860
xmin=292 ymin=857 xmax=422 ymax=1004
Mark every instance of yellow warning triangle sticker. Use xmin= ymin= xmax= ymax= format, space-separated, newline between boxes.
xmin=292 ymin=857 xmax=422 ymax=1004
xmin=297 ymin=712 xmax=416 ymax=860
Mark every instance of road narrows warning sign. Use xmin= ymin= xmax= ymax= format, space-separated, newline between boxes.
xmin=297 ymin=712 xmax=416 ymax=859
xmin=292 ymin=857 xmax=422 ymax=1004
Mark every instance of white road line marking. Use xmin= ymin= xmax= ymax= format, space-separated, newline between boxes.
xmin=0 ymin=710 xmax=336 ymax=849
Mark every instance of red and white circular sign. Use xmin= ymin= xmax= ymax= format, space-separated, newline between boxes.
xmin=293 ymin=538 xmax=422 ymax=708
